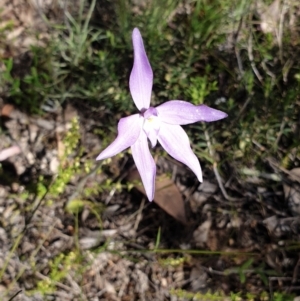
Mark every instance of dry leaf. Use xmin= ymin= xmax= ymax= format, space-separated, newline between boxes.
xmin=190 ymin=266 xmax=208 ymax=291
xmin=257 ymin=0 xmax=281 ymax=34
xmin=193 ymin=220 xmax=212 ymax=247
xmin=263 ymin=215 xmax=279 ymax=233
xmin=1 ymin=104 xmax=14 ymax=118
xmin=128 ymin=169 xmax=187 ymax=224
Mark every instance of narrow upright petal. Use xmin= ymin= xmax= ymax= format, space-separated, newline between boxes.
xmin=129 ymin=28 xmax=153 ymax=111
xmin=131 ymin=131 xmax=156 ymax=201
xmin=96 ymin=114 xmax=142 ymax=160
xmin=156 ymin=101 xmax=228 ymax=125
xmin=158 ymin=123 xmax=203 ymax=182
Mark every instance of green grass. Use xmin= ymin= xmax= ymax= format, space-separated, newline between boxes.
xmin=0 ymin=0 xmax=300 ymax=299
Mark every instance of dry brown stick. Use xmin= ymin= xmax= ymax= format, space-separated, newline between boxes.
xmin=8 ymin=290 xmax=22 ymax=301
xmin=292 ymin=256 xmax=300 ymax=285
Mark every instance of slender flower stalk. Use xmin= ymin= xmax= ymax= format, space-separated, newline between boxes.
xmin=97 ymin=28 xmax=227 ymax=201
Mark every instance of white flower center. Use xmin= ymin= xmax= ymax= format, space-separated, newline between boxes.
xmin=142 ymin=107 xmax=161 ymax=147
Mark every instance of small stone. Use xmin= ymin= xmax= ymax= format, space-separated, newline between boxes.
xmin=193 ymin=181 xmax=218 ymax=205
xmin=0 ymin=186 xmax=7 ymax=198
xmin=136 ymin=270 xmax=149 ymax=292
xmin=26 ymin=152 xmax=35 ymax=165
xmin=40 ymin=157 xmax=48 ymax=170
xmin=11 ymin=182 xmax=19 ymax=192
xmin=35 ymin=118 xmax=54 ymax=130
xmin=28 ymin=124 xmax=39 ymax=143
xmin=49 ymin=157 xmax=59 ymax=174
xmin=227 ymin=216 xmax=242 ymax=228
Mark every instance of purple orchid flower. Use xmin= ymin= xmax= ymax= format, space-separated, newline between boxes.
xmin=96 ymin=28 xmax=227 ymax=201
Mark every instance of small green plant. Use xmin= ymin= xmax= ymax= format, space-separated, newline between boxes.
xmin=31 ymin=251 xmax=84 ymax=296
xmin=158 ymin=255 xmax=189 ymax=267
xmin=48 ymin=117 xmax=82 ymax=197
xmin=1 ymin=58 xmax=21 ymax=96
xmin=186 ymin=75 xmax=218 ymax=105
xmin=57 ymin=0 xmax=101 ymax=67
xmin=170 ymin=288 xmax=294 ymax=301
xmin=0 ymin=46 xmax=55 ymax=113
xmin=228 ymin=259 xmax=254 ymax=284
xmin=170 ymin=288 xmax=226 ymax=301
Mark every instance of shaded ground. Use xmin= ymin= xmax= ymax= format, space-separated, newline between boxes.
xmin=0 ymin=0 xmax=300 ymax=300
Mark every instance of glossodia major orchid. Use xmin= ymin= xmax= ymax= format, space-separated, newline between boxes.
xmin=96 ymin=28 xmax=228 ymax=201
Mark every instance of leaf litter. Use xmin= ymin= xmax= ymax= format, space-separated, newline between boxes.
xmin=0 ymin=1 xmax=300 ymax=301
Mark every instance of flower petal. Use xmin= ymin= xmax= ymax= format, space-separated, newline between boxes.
xmin=129 ymin=28 xmax=153 ymax=111
xmin=156 ymin=101 xmax=228 ymax=125
xmin=96 ymin=114 xmax=142 ymax=160
xmin=158 ymin=123 xmax=202 ymax=181
xmin=131 ymin=131 xmax=156 ymax=201
xmin=0 ymin=145 xmax=21 ymax=161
